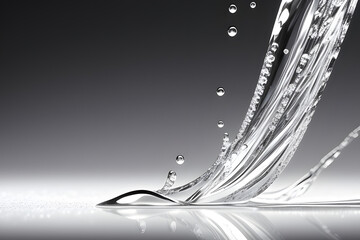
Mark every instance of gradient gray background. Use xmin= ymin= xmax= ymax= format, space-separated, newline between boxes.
xmin=1 ymin=1 xmax=360 ymax=239
xmin=0 ymin=0 xmax=359 ymax=199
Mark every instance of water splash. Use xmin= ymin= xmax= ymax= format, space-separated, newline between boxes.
xmin=98 ymin=0 xmax=359 ymax=207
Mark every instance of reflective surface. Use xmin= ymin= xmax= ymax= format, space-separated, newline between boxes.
xmin=2 ymin=192 xmax=360 ymax=239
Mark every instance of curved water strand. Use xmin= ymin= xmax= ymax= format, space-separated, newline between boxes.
xmin=254 ymin=125 xmax=360 ymax=202
xmin=97 ymin=190 xmax=182 ymax=207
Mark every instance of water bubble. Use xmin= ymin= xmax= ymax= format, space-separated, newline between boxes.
xmin=217 ymin=120 xmax=224 ymax=128
xmin=176 ymin=155 xmax=185 ymax=165
xmin=216 ymin=87 xmax=225 ymax=96
xmin=229 ymin=4 xmax=237 ymax=14
xmin=250 ymin=2 xmax=257 ymax=8
xmin=271 ymin=42 xmax=279 ymax=52
xmin=283 ymin=49 xmax=289 ymax=55
xmin=227 ymin=27 xmax=237 ymax=37
xmin=266 ymin=54 xmax=275 ymax=62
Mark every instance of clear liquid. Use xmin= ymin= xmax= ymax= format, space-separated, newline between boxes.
xmin=229 ymin=4 xmax=237 ymax=14
xmin=227 ymin=27 xmax=237 ymax=37
xmin=98 ymin=0 xmax=359 ymax=207
xmin=217 ymin=120 xmax=224 ymax=128
xmin=176 ymin=155 xmax=185 ymax=165
xmin=216 ymin=87 xmax=225 ymax=96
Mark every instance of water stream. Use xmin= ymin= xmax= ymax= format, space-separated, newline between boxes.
xmin=98 ymin=0 xmax=359 ymax=207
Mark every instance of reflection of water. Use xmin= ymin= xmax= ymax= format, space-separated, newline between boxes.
xmin=103 ymin=207 xmax=283 ymax=240
xmin=1 ymin=191 xmax=360 ymax=239
xmin=99 ymin=206 xmax=360 ymax=240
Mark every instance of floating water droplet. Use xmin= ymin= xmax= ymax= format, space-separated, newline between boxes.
xmin=283 ymin=49 xmax=289 ymax=54
xmin=229 ymin=4 xmax=237 ymax=14
xmin=227 ymin=27 xmax=237 ymax=37
xmin=176 ymin=155 xmax=185 ymax=165
xmin=250 ymin=2 xmax=257 ymax=8
xmin=217 ymin=120 xmax=224 ymax=128
xmin=216 ymin=87 xmax=225 ymax=96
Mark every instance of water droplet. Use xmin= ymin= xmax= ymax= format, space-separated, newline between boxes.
xmin=216 ymin=87 xmax=225 ymax=96
xmin=162 ymin=170 xmax=177 ymax=190
xmin=227 ymin=27 xmax=237 ymax=37
xmin=176 ymin=155 xmax=185 ymax=165
xmin=217 ymin=120 xmax=224 ymax=128
xmin=223 ymin=133 xmax=230 ymax=142
xmin=271 ymin=42 xmax=279 ymax=52
xmin=229 ymin=4 xmax=237 ymax=14
xmin=250 ymin=2 xmax=257 ymax=8
xmin=168 ymin=170 xmax=177 ymax=182
xmin=266 ymin=54 xmax=275 ymax=62
xmin=283 ymin=49 xmax=289 ymax=54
